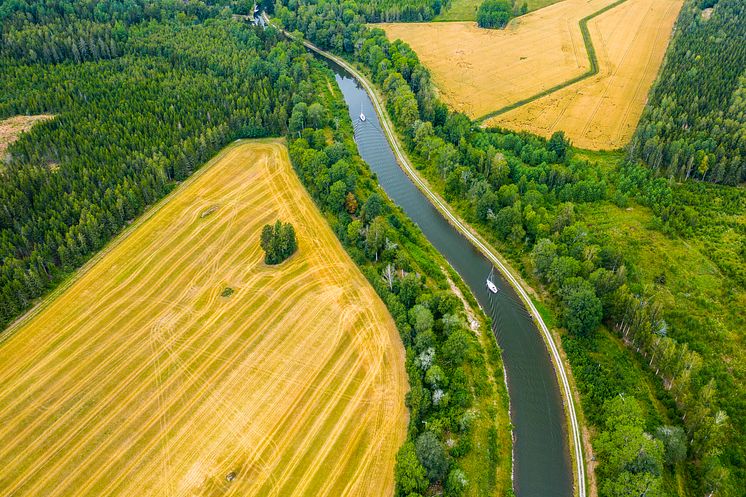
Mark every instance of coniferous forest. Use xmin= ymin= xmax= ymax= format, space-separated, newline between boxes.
xmin=0 ymin=1 xmax=306 ymax=328
xmin=630 ymin=0 xmax=746 ymax=185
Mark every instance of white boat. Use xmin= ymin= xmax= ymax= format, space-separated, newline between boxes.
xmin=486 ymin=267 xmax=499 ymax=294
xmin=359 ymin=103 xmax=366 ymax=121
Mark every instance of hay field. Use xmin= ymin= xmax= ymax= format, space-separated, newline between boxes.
xmin=381 ymin=0 xmax=619 ymax=117
xmin=0 ymin=140 xmax=407 ymax=497
xmin=488 ymin=0 xmax=684 ymax=149
xmin=382 ymin=0 xmax=683 ymax=150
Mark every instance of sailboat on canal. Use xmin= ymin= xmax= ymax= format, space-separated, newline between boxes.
xmin=486 ymin=267 xmax=499 ymax=294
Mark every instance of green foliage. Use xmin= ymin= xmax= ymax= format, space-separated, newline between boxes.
xmin=260 ymin=221 xmax=297 ymax=265
xmin=415 ymin=430 xmax=450 ymax=482
xmin=595 ymin=397 xmax=665 ymax=497
xmin=559 ymin=278 xmax=603 ymax=336
xmin=476 ymin=0 xmax=513 ymax=29
xmin=629 ymin=0 xmax=746 ymax=185
xmin=655 ymin=425 xmax=687 ymax=468
xmin=395 ymin=441 xmax=428 ymax=496
xmin=0 ymin=9 xmax=308 ymax=329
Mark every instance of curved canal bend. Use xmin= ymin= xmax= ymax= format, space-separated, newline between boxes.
xmin=324 ymin=59 xmax=575 ymax=497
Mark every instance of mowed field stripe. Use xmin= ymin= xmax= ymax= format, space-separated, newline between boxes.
xmin=0 ymin=168 xmax=261 ymax=410
xmin=0 ymin=175 xmax=271 ymax=474
xmin=0 ymin=172 xmax=280 ymax=495
xmin=0 ymin=140 xmax=407 ymax=497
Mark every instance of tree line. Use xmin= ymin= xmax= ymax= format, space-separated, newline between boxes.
xmin=629 ymin=0 xmax=746 ymax=185
xmin=272 ymin=0 xmax=739 ymax=494
xmin=476 ymin=0 xmax=518 ymax=29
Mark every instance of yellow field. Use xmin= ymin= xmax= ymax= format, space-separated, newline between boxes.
xmin=381 ymin=0 xmax=682 ymax=150
xmin=0 ymin=140 xmax=407 ymax=497
xmin=489 ymin=0 xmax=683 ymax=149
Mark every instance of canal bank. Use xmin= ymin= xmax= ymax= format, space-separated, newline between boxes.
xmin=269 ymin=16 xmax=585 ymax=497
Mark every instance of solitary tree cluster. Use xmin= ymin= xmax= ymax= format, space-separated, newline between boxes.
xmin=476 ymin=0 xmax=513 ymax=29
xmin=260 ymin=221 xmax=297 ymax=265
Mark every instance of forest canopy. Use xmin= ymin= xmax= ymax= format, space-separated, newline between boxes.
xmin=629 ymin=0 xmax=746 ymax=185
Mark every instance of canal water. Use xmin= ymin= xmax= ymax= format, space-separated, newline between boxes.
xmin=326 ymin=59 xmax=573 ymax=497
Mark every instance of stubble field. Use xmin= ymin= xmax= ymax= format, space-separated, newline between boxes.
xmin=381 ymin=0 xmax=683 ymax=150
xmin=488 ymin=0 xmax=684 ymax=149
xmin=0 ymin=140 xmax=407 ymax=497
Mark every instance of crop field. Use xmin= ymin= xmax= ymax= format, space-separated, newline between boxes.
xmin=0 ymin=140 xmax=407 ymax=497
xmin=488 ymin=0 xmax=684 ymax=149
xmin=382 ymin=0 xmax=683 ymax=150
xmin=0 ymin=114 xmax=53 ymax=156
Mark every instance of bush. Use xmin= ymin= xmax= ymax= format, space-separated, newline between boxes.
xmin=415 ymin=431 xmax=450 ymax=483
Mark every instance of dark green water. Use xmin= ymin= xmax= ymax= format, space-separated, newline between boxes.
xmin=327 ymin=59 xmax=573 ymax=497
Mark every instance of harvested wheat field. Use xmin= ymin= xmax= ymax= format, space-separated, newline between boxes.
xmin=0 ymin=114 xmax=54 ymax=156
xmin=488 ymin=0 xmax=684 ymax=149
xmin=0 ymin=140 xmax=407 ymax=497
xmin=381 ymin=0 xmax=683 ymax=150
xmin=381 ymin=0 xmax=618 ymax=117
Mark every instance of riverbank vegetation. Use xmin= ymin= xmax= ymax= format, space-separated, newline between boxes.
xmin=272 ymin=1 xmax=743 ymax=494
xmin=287 ymin=64 xmax=512 ymax=497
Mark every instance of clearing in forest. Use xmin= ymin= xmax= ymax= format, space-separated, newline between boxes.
xmin=0 ymin=114 xmax=54 ymax=156
xmin=0 ymin=140 xmax=407 ymax=497
xmin=382 ymin=0 xmax=683 ymax=150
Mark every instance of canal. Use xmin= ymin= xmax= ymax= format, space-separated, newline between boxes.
xmin=326 ymin=58 xmax=573 ymax=497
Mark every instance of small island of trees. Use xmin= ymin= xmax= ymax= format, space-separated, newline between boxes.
xmin=477 ymin=0 xmax=525 ymax=29
xmin=260 ymin=221 xmax=297 ymax=265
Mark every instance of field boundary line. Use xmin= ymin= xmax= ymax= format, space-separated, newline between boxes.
xmin=268 ymin=15 xmax=587 ymax=497
xmin=476 ymin=0 xmax=628 ymax=123
xmin=0 ymin=138 xmax=282 ymax=345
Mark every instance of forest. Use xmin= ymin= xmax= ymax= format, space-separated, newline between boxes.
xmin=273 ymin=0 xmax=744 ymax=495
xmin=0 ymin=1 xmax=302 ymax=329
xmin=629 ymin=0 xmax=746 ymax=185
